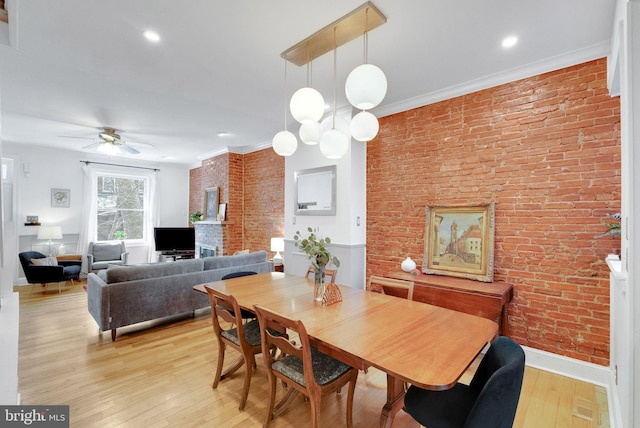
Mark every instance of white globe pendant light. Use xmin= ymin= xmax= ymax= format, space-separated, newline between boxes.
xmin=272 ymin=130 xmax=298 ymax=156
xmin=299 ymin=121 xmax=321 ymax=145
xmin=272 ymin=59 xmax=298 ymax=156
xmin=345 ymin=63 xmax=387 ymax=110
xmin=320 ymin=115 xmax=350 ymax=137
xmin=350 ymin=110 xmax=379 ymax=141
xmin=290 ymin=87 xmax=325 ymax=124
xmin=319 ymin=128 xmax=349 ymax=159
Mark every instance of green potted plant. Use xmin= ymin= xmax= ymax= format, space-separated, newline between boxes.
xmin=294 ymin=227 xmax=340 ymax=301
xmin=595 ymin=212 xmax=621 ymax=238
xmin=190 ymin=211 xmax=203 ymax=224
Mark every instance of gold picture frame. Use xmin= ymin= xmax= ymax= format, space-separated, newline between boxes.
xmin=203 ymin=187 xmax=219 ymax=221
xmin=423 ymin=203 xmax=495 ymax=282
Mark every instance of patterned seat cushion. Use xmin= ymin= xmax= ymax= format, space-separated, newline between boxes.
xmin=272 ymin=346 xmax=351 ymax=386
xmin=220 ymin=319 xmax=262 ymax=347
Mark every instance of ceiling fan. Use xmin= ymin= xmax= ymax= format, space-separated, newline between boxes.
xmin=82 ymin=127 xmax=140 ymax=155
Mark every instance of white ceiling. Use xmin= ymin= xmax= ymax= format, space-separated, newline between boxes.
xmin=0 ymin=0 xmax=616 ymax=165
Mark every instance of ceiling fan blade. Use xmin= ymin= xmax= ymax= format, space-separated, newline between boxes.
xmin=120 ymin=144 xmax=140 ymax=154
xmin=58 ymin=135 xmax=94 ymax=140
xmin=82 ymin=142 xmax=100 ymax=150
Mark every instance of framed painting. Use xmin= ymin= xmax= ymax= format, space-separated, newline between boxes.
xmin=51 ymin=188 xmax=70 ymax=208
xmin=203 ymin=187 xmax=219 ymax=221
xmin=423 ymin=203 xmax=495 ymax=282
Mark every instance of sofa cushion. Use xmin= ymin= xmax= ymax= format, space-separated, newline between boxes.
xmin=203 ymin=250 xmax=268 ymax=271
xmin=93 ymin=243 xmax=123 ymax=262
xmin=106 ymin=258 xmax=204 ymax=283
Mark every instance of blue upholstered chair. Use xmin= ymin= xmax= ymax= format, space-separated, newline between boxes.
xmin=19 ymin=251 xmax=82 ymax=293
xmin=404 ymin=336 xmax=525 ymax=428
xmin=254 ymin=304 xmax=358 ymax=428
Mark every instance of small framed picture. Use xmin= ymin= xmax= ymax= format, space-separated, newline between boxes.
xmin=217 ymin=203 xmax=227 ymax=221
xmin=51 ymin=188 xmax=70 ymax=208
xmin=203 ymin=187 xmax=219 ymax=221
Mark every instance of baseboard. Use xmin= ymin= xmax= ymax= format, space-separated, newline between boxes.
xmin=523 ymin=345 xmax=610 ymax=386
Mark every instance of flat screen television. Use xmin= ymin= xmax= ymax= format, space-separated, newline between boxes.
xmin=154 ymin=227 xmax=195 ymax=254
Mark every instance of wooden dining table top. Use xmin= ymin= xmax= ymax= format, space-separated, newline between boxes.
xmin=194 ymin=272 xmax=498 ymax=391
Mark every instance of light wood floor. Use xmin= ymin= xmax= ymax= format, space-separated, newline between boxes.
xmin=16 ymin=282 xmax=609 ymax=427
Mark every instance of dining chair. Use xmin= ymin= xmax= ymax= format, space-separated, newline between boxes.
xmin=205 ymin=286 xmax=264 ymax=411
xmin=220 ymin=271 xmax=257 ymax=320
xmin=254 ymin=304 xmax=358 ymax=428
xmin=403 ymin=336 xmax=525 ymax=428
xmin=305 ymin=266 xmax=338 ymax=283
xmin=366 ymin=275 xmax=415 ymax=300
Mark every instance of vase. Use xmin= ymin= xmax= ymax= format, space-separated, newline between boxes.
xmin=401 ymin=257 xmax=416 ymax=272
xmin=313 ymin=265 xmax=326 ymax=302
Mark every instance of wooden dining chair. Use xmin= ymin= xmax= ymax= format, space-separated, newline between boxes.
xmin=254 ymin=304 xmax=358 ymax=428
xmin=205 ymin=286 xmax=264 ymax=411
xmin=366 ymin=275 xmax=415 ymax=300
xmin=220 ymin=271 xmax=257 ymax=320
xmin=305 ymin=266 xmax=338 ymax=283
xmin=404 ymin=336 xmax=525 ymax=428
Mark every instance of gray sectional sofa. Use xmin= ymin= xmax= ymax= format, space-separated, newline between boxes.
xmin=87 ymin=250 xmax=273 ymax=340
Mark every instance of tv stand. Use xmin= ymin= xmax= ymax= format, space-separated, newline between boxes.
xmin=159 ymin=251 xmax=195 ymax=262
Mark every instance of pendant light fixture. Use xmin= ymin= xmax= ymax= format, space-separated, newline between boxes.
xmin=346 ymin=6 xmax=387 ymax=141
xmin=290 ymin=59 xmax=325 ymax=126
xmin=272 ymin=59 xmax=298 ymax=156
xmin=298 ymin=59 xmax=323 ymax=145
xmin=275 ymin=2 xmax=387 ymax=157
xmin=319 ymin=28 xmax=349 ymax=160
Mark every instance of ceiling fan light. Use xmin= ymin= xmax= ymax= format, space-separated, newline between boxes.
xmin=272 ymin=130 xmax=298 ymax=156
xmin=350 ymin=111 xmax=379 ymax=141
xmin=299 ymin=121 xmax=321 ymax=145
xmin=97 ymin=142 xmax=121 ymax=156
xmin=345 ymin=63 xmax=387 ymax=110
xmin=290 ymin=87 xmax=325 ymax=124
xmin=319 ymin=128 xmax=349 ymax=159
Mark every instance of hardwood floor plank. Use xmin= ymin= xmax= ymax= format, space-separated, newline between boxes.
xmin=15 ymin=284 xmax=608 ymax=427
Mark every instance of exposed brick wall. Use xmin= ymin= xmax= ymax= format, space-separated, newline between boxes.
xmin=189 ymin=149 xmax=284 ymax=257
xmin=367 ymin=58 xmax=620 ymax=365
xmin=243 ymin=149 xmax=285 ymax=256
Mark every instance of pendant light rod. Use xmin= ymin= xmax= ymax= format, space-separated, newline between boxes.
xmin=332 ymin=27 xmax=337 ymax=129
xmin=282 ymin=59 xmax=288 ymax=128
xmin=281 ymin=1 xmax=386 ymax=67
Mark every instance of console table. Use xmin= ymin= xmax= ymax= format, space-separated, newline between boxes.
xmin=385 ymin=272 xmax=513 ymax=336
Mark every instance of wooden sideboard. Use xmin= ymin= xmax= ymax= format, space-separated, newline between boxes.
xmin=385 ymin=272 xmax=513 ymax=336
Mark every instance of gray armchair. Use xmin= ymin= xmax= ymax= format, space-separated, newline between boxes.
xmin=87 ymin=241 xmax=129 ymax=273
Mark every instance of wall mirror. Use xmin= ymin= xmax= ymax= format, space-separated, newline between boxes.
xmin=294 ymin=165 xmax=336 ymax=216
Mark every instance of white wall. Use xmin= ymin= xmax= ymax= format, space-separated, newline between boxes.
xmin=283 ymin=113 xmax=368 ymax=289
xmin=3 ymin=142 xmax=191 ymax=280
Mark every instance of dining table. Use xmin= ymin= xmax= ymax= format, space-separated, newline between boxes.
xmin=194 ymin=272 xmax=499 ymax=428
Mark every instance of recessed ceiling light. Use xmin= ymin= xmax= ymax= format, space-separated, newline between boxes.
xmin=217 ymin=131 xmax=229 ymax=137
xmin=143 ymin=30 xmax=161 ymax=43
xmin=502 ymin=36 xmax=518 ymax=48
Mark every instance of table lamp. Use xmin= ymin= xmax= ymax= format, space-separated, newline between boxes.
xmin=270 ymin=237 xmax=284 ymax=265
xmin=37 ymin=225 xmax=62 ymax=256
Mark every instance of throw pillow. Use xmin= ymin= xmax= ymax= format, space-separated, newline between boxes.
xmin=31 ymin=256 xmax=58 ymax=266
xmin=233 ymin=249 xmax=250 ymax=255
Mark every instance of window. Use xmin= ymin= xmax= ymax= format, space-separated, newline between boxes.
xmin=96 ymin=174 xmax=147 ymax=241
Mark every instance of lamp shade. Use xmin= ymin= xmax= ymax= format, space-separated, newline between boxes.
xmin=319 ymin=128 xmax=349 ymax=159
xmin=350 ymin=110 xmax=380 ymax=141
xmin=299 ymin=121 xmax=321 ymax=145
xmin=37 ymin=226 xmax=62 ymax=241
xmin=345 ymin=63 xmax=387 ymax=110
xmin=270 ymin=237 xmax=285 ymax=252
xmin=272 ymin=130 xmax=298 ymax=156
xmin=290 ymin=87 xmax=325 ymax=124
